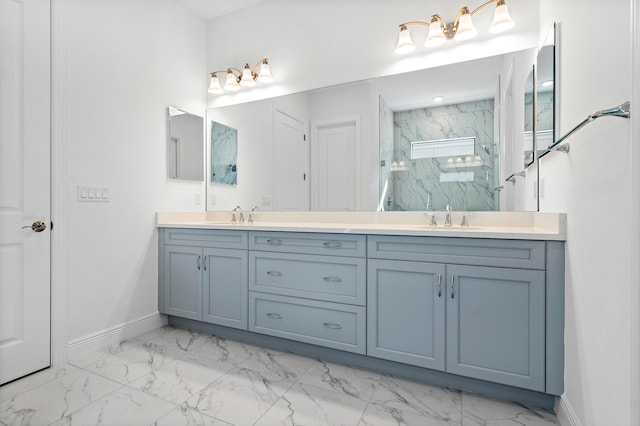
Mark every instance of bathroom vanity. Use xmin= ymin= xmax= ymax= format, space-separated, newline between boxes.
xmin=157 ymin=211 xmax=565 ymax=409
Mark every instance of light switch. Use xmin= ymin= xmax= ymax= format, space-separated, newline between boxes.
xmin=88 ymin=188 xmax=96 ymax=198
xmin=80 ymin=187 xmax=88 ymax=199
xmin=78 ymin=185 xmax=110 ymax=202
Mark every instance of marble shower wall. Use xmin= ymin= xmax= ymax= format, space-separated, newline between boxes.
xmin=389 ymin=99 xmax=498 ymax=211
xmin=210 ymin=120 xmax=238 ymax=185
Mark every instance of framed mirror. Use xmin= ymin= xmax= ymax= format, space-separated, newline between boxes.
xmin=167 ymin=106 xmax=204 ymax=181
xmin=210 ymin=120 xmax=238 ymax=186
xmin=523 ymin=67 xmax=535 ymax=169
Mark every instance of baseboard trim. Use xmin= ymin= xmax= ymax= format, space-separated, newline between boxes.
xmin=556 ymin=396 xmax=582 ymax=426
xmin=67 ymin=312 xmax=167 ymax=362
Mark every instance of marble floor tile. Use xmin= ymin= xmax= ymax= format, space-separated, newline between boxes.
xmin=359 ymin=401 xmax=461 ymax=426
xmin=185 ymin=366 xmax=295 ymax=425
xmin=0 ymin=370 xmax=122 ymax=426
xmin=187 ymin=334 xmax=259 ymax=365
xmin=49 ymin=388 xmax=176 ymax=426
xmin=239 ymin=347 xmax=315 ymax=380
xmin=130 ymin=354 xmax=235 ymax=405
xmin=299 ymin=360 xmax=381 ymax=400
xmin=0 ymin=364 xmax=78 ymax=403
xmin=130 ymin=325 xmax=206 ymax=353
xmin=370 ymin=375 xmax=462 ymax=424
xmin=152 ymin=406 xmax=233 ymax=426
xmin=79 ymin=340 xmax=184 ymax=385
xmin=461 ymin=393 xmax=559 ymax=426
xmin=255 ymin=382 xmax=369 ymax=426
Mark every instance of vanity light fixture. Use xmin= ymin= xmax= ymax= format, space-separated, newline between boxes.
xmin=394 ymin=0 xmax=514 ymax=54
xmin=208 ymin=58 xmax=273 ymax=95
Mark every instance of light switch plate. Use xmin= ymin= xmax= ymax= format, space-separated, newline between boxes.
xmin=78 ymin=185 xmax=110 ymax=202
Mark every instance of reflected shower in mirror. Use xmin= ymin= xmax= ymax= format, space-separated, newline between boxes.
xmin=523 ymin=67 xmax=535 ymax=169
xmin=167 ymin=106 xmax=204 ymax=181
xmin=210 ymin=120 xmax=238 ymax=185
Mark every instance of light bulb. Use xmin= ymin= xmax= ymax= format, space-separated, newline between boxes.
xmin=224 ymin=70 xmax=240 ymax=91
xmin=489 ymin=0 xmax=514 ymax=33
xmin=424 ymin=18 xmax=447 ymax=47
xmin=257 ymin=60 xmax=273 ymax=83
xmin=395 ymin=25 xmax=416 ymax=54
xmin=240 ymin=64 xmax=255 ymax=87
xmin=208 ymin=74 xmax=223 ymax=94
xmin=454 ymin=9 xmax=477 ymax=41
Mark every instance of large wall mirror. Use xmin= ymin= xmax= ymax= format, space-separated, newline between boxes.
xmin=205 ymin=33 xmax=556 ymax=213
xmin=536 ymin=24 xmax=556 ymax=158
xmin=167 ymin=106 xmax=204 ymax=181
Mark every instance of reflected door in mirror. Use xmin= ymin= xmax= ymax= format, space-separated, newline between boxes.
xmin=168 ymin=106 xmax=204 ymax=181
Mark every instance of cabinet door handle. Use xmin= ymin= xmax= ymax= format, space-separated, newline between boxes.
xmin=196 ymin=255 xmax=201 ymax=270
xmin=323 ymin=322 xmax=342 ymax=330
xmin=450 ymin=274 xmax=455 ymax=299
xmin=266 ymin=313 xmax=282 ymax=319
xmin=267 ymin=238 xmax=283 ymax=245
xmin=323 ymin=276 xmax=343 ymax=283
xmin=203 ymin=256 xmax=207 ymax=271
xmin=437 ymin=274 xmax=442 ymax=298
xmin=323 ymin=241 xmax=342 ymax=248
xmin=267 ymin=270 xmax=283 ymax=277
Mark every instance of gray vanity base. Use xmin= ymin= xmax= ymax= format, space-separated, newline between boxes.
xmin=168 ymin=316 xmax=556 ymax=410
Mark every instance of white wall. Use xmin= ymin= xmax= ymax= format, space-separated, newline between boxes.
xmin=64 ymin=0 xmax=206 ymax=343
xmin=537 ymin=0 xmax=636 ymax=424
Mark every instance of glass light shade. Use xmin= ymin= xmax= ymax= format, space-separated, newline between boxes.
xmin=208 ymin=74 xmax=224 ymax=94
xmin=424 ymin=20 xmax=447 ymax=47
xmin=224 ymin=70 xmax=240 ymax=91
xmin=454 ymin=11 xmax=478 ymax=41
xmin=489 ymin=2 xmax=514 ymax=33
xmin=240 ymin=65 xmax=256 ymax=87
xmin=395 ymin=26 xmax=416 ymax=54
xmin=257 ymin=61 xmax=273 ymax=83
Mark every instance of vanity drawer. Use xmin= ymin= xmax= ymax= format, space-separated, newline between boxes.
xmin=162 ymin=228 xmax=248 ymax=250
xmin=249 ymin=292 xmax=366 ymax=354
xmin=249 ymin=252 xmax=365 ymax=305
xmin=368 ymin=236 xmax=546 ymax=270
xmin=249 ymin=231 xmax=365 ymax=257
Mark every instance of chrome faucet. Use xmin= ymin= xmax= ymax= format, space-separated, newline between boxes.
xmin=231 ymin=206 xmax=244 ymax=224
xmin=248 ymin=205 xmax=259 ymax=224
xmin=444 ymin=204 xmax=453 ymax=227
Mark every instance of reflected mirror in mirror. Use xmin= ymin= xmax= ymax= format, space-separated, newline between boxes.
xmin=536 ymin=24 xmax=555 ymax=157
xmin=167 ymin=106 xmax=204 ymax=181
xmin=523 ymin=67 xmax=535 ymax=169
xmin=210 ymin=120 xmax=238 ymax=185
xmin=206 ymin=49 xmax=540 ymax=212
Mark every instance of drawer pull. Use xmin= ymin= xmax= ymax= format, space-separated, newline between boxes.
xmin=267 ymin=238 xmax=283 ymax=245
xmin=323 ymin=241 xmax=343 ymax=249
xmin=437 ymin=273 xmax=442 ymax=298
xmin=323 ymin=276 xmax=343 ymax=283
xmin=266 ymin=313 xmax=283 ymax=319
xmin=267 ymin=270 xmax=283 ymax=277
xmin=323 ymin=322 xmax=342 ymax=330
xmin=196 ymin=255 xmax=201 ymax=270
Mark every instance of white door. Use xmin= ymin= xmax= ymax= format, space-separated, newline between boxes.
xmin=273 ymin=110 xmax=309 ymax=210
xmin=316 ymin=121 xmax=358 ymax=210
xmin=0 ymin=0 xmax=51 ymax=385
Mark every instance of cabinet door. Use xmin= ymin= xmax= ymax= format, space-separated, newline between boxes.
xmin=367 ymin=259 xmax=446 ymax=370
xmin=163 ymin=246 xmax=203 ymax=320
xmin=446 ymin=265 xmax=545 ymax=391
xmin=203 ymin=248 xmax=248 ymax=329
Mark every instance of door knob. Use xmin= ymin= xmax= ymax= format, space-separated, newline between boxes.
xmin=22 ymin=221 xmax=47 ymax=232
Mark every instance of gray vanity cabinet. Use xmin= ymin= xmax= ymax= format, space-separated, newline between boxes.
xmin=367 ymin=259 xmax=446 ymax=370
xmin=446 ymin=264 xmax=545 ymax=391
xmin=367 ymin=235 xmax=550 ymax=392
xmin=159 ymin=229 xmax=248 ymax=329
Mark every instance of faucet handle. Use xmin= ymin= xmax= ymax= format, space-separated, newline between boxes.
xmin=423 ymin=212 xmax=437 ymax=227
xmin=460 ymin=213 xmax=473 ymax=227
xmin=248 ymin=206 xmax=259 ymax=224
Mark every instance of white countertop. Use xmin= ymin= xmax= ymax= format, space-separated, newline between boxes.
xmin=157 ymin=211 xmax=566 ymax=241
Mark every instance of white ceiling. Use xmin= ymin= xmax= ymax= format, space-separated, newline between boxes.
xmin=176 ymin=0 xmax=266 ymax=20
